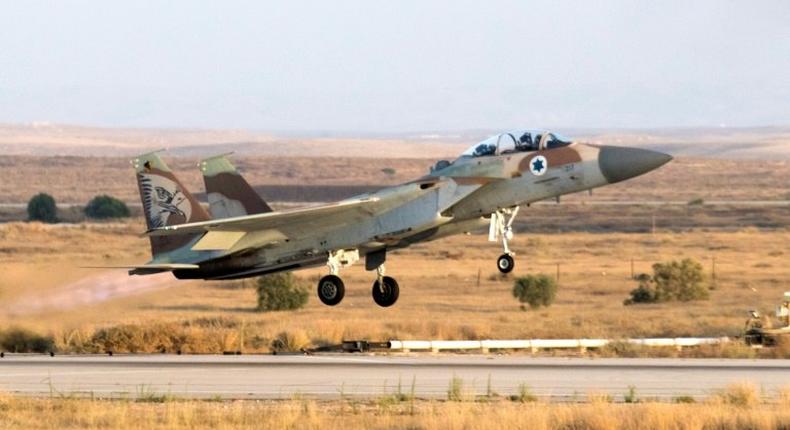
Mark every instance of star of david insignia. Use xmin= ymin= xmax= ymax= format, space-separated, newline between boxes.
xmin=529 ymin=155 xmax=548 ymax=176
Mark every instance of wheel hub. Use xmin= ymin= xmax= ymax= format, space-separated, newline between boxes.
xmin=321 ymin=282 xmax=337 ymax=299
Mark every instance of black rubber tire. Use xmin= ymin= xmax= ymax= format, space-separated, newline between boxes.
xmin=372 ymin=276 xmax=400 ymax=307
xmin=497 ymin=254 xmax=515 ymax=274
xmin=317 ymin=274 xmax=345 ymax=306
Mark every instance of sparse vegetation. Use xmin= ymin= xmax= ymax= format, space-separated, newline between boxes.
xmin=715 ymin=383 xmax=760 ymax=408
xmin=509 ymin=384 xmax=537 ymax=403
xmin=687 ymin=197 xmax=705 ymax=206
xmin=624 ymin=385 xmax=638 ymax=403
xmin=447 ymin=376 xmax=465 ymax=402
xmin=512 ymin=274 xmax=557 ymax=310
xmin=256 ymin=273 xmax=309 ymax=312
xmin=673 ymin=395 xmax=696 ymax=404
xmin=1 ymin=222 xmax=788 ymax=358
xmin=380 ymin=167 xmax=397 ymax=176
xmin=0 ymin=396 xmax=789 ymax=430
xmin=84 ymin=195 xmax=130 ymax=219
xmin=0 ymin=327 xmax=55 ymax=353
xmin=625 ymin=258 xmax=708 ymax=305
xmin=26 ymin=193 xmax=57 ymax=223
xmin=270 ymin=329 xmax=310 ymax=353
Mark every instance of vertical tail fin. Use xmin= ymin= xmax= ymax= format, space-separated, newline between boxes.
xmin=199 ymin=153 xmax=272 ymax=218
xmin=132 ymin=151 xmax=211 ymax=258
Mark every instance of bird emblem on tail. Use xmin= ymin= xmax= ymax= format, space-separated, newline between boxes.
xmin=139 ymin=174 xmax=192 ymax=228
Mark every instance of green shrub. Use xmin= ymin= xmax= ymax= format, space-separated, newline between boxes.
xmin=381 ymin=167 xmax=397 ymax=176
xmin=84 ymin=195 xmax=130 ymax=219
xmin=512 ymin=274 xmax=557 ymax=309
xmin=256 ymin=273 xmax=309 ymax=311
xmin=270 ymin=329 xmax=310 ymax=353
xmin=625 ymin=258 xmax=708 ymax=305
xmin=624 ymin=283 xmax=657 ymax=305
xmin=27 ymin=193 xmax=58 ymax=223
xmin=0 ymin=327 xmax=55 ymax=353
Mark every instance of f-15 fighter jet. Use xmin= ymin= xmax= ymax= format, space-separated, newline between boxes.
xmin=127 ymin=130 xmax=671 ymax=307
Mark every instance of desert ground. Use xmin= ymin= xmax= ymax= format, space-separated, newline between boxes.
xmin=1 ymin=390 xmax=790 ymax=430
xmin=0 ymin=126 xmax=788 ymax=354
xmin=0 ymin=220 xmax=787 ymax=355
xmin=1 ymin=125 xmax=789 ymax=430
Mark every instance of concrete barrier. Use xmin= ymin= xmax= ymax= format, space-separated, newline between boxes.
xmin=388 ymin=337 xmax=730 ymax=353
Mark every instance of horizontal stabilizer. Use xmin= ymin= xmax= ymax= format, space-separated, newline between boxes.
xmin=83 ymin=263 xmax=200 ymax=276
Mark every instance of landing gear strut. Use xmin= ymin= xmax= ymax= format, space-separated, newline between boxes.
xmin=316 ymin=249 xmax=358 ymax=306
xmin=490 ymin=206 xmax=519 ymax=274
xmin=371 ymin=265 xmax=399 ymax=307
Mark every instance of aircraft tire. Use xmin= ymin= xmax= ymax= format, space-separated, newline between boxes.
xmin=317 ymin=275 xmax=345 ymax=306
xmin=497 ymin=254 xmax=515 ymax=274
xmin=372 ymin=276 xmax=399 ymax=307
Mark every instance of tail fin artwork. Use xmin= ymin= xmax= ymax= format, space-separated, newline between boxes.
xmin=133 ymin=151 xmax=211 ymax=258
xmin=199 ymin=153 xmax=273 ymax=218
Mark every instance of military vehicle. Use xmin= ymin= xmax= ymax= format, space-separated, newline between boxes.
xmin=744 ymin=292 xmax=790 ymax=346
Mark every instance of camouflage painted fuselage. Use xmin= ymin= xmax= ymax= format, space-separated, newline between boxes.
xmin=164 ymin=141 xmax=666 ymax=280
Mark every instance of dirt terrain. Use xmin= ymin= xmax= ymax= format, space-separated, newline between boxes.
xmin=0 ymin=221 xmax=787 ymax=353
xmin=0 ymin=155 xmax=788 ymax=206
xmin=0 ymin=125 xmax=788 ymax=357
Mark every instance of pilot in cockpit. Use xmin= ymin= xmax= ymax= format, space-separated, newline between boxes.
xmin=517 ymin=132 xmax=538 ymax=152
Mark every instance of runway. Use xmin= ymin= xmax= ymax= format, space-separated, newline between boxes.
xmin=2 ymin=354 xmax=789 ymax=400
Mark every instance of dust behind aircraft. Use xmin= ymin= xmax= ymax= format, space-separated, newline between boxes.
xmin=124 ymin=130 xmax=671 ymax=307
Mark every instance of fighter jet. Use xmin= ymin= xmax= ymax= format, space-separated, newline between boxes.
xmin=127 ymin=130 xmax=671 ymax=307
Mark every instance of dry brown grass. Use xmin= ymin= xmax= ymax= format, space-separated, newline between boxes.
xmin=0 ymin=221 xmax=788 ymax=356
xmin=0 ymin=395 xmax=789 ymax=430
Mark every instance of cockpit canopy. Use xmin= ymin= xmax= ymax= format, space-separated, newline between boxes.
xmin=460 ymin=130 xmax=572 ymax=158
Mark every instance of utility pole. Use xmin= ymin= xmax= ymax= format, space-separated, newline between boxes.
xmin=556 ymin=263 xmax=561 ymax=283
xmin=631 ymin=258 xmax=635 ymax=279
xmin=651 ymin=214 xmax=656 ymax=236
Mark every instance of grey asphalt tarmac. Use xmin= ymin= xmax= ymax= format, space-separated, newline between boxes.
xmin=1 ymin=354 xmax=789 ymax=400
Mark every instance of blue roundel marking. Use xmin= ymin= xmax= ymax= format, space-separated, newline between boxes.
xmin=529 ymin=155 xmax=548 ymax=176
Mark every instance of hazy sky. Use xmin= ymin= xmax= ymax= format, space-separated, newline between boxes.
xmin=1 ymin=1 xmax=788 ymax=132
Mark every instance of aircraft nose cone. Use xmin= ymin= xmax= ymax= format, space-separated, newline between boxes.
xmin=598 ymin=146 xmax=673 ymax=184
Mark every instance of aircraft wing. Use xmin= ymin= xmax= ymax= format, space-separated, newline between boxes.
xmin=144 ymin=197 xmax=380 ymax=250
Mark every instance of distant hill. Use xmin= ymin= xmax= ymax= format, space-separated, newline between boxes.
xmin=0 ymin=124 xmax=787 ymax=159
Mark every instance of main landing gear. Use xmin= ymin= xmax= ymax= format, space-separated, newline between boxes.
xmin=316 ymin=249 xmax=400 ymax=307
xmin=489 ymin=206 xmax=519 ymax=274
xmin=371 ymin=265 xmax=399 ymax=307
xmin=317 ymin=274 xmax=345 ymax=306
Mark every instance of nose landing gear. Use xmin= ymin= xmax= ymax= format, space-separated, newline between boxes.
xmin=490 ymin=206 xmax=519 ymax=274
xmin=497 ymin=254 xmax=515 ymax=274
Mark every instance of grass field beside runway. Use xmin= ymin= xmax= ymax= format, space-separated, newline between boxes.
xmin=0 ymin=221 xmax=788 ymax=357
xmin=1 ymin=385 xmax=789 ymax=430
